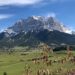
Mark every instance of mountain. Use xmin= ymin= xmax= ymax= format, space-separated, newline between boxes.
xmin=0 ymin=16 xmax=74 ymax=49
xmin=0 ymin=29 xmax=75 ymax=49
xmin=4 ymin=16 xmax=71 ymax=35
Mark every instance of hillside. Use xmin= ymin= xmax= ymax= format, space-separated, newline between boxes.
xmin=0 ymin=29 xmax=75 ymax=49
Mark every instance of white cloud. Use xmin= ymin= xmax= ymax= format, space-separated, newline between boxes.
xmin=0 ymin=0 xmax=72 ymax=7
xmin=0 ymin=0 xmax=43 ymax=6
xmin=0 ymin=14 xmax=14 ymax=20
xmin=46 ymin=12 xmax=56 ymax=17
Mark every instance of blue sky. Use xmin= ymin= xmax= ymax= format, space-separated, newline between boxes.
xmin=0 ymin=0 xmax=75 ymax=32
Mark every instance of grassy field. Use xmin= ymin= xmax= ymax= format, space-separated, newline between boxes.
xmin=0 ymin=49 xmax=75 ymax=75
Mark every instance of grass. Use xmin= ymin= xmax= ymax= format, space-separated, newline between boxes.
xmin=0 ymin=49 xmax=75 ymax=75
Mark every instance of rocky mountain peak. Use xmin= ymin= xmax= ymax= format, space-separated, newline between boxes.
xmin=4 ymin=16 xmax=72 ymax=35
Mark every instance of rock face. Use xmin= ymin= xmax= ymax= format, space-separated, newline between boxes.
xmin=5 ymin=16 xmax=71 ymax=35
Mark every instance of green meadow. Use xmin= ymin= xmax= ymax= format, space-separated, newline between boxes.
xmin=0 ymin=48 xmax=75 ymax=75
